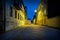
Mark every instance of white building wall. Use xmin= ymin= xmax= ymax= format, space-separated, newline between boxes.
xmin=5 ymin=0 xmax=18 ymax=31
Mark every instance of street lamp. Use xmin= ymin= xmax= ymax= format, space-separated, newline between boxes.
xmin=34 ymin=10 xmax=37 ymax=24
xmin=34 ymin=10 xmax=37 ymax=13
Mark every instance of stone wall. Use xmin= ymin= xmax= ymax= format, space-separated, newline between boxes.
xmin=45 ymin=16 xmax=60 ymax=28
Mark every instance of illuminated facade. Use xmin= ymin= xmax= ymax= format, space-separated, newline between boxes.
xmin=34 ymin=0 xmax=48 ymax=25
xmin=15 ymin=9 xmax=26 ymax=26
xmin=15 ymin=0 xmax=26 ymax=26
xmin=0 ymin=0 xmax=26 ymax=32
xmin=6 ymin=0 xmax=26 ymax=31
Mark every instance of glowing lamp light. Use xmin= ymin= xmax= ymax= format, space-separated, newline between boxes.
xmin=34 ymin=10 xmax=37 ymax=13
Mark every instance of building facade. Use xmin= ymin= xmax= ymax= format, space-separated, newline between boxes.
xmin=5 ymin=0 xmax=16 ymax=31
xmin=6 ymin=0 xmax=26 ymax=31
xmin=33 ymin=0 xmax=48 ymax=25
xmin=0 ymin=0 xmax=26 ymax=32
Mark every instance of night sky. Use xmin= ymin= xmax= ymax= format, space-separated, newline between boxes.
xmin=23 ymin=0 xmax=41 ymax=20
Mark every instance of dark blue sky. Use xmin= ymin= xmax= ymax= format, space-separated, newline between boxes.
xmin=23 ymin=0 xmax=40 ymax=20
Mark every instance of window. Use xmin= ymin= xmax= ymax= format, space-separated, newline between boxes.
xmin=10 ymin=6 xmax=13 ymax=17
xmin=15 ymin=10 xmax=17 ymax=18
xmin=20 ymin=15 xmax=21 ymax=20
xmin=18 ymin=13 xmax=19 ymax=19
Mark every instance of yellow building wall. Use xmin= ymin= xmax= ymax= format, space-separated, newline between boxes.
xmin=16 ymin=10 xmax=26 ymax=26
xmin=36 ymin=3 xmax=46 ymax=25
xmin=37 ymin=11 xmax=44 ymax=25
